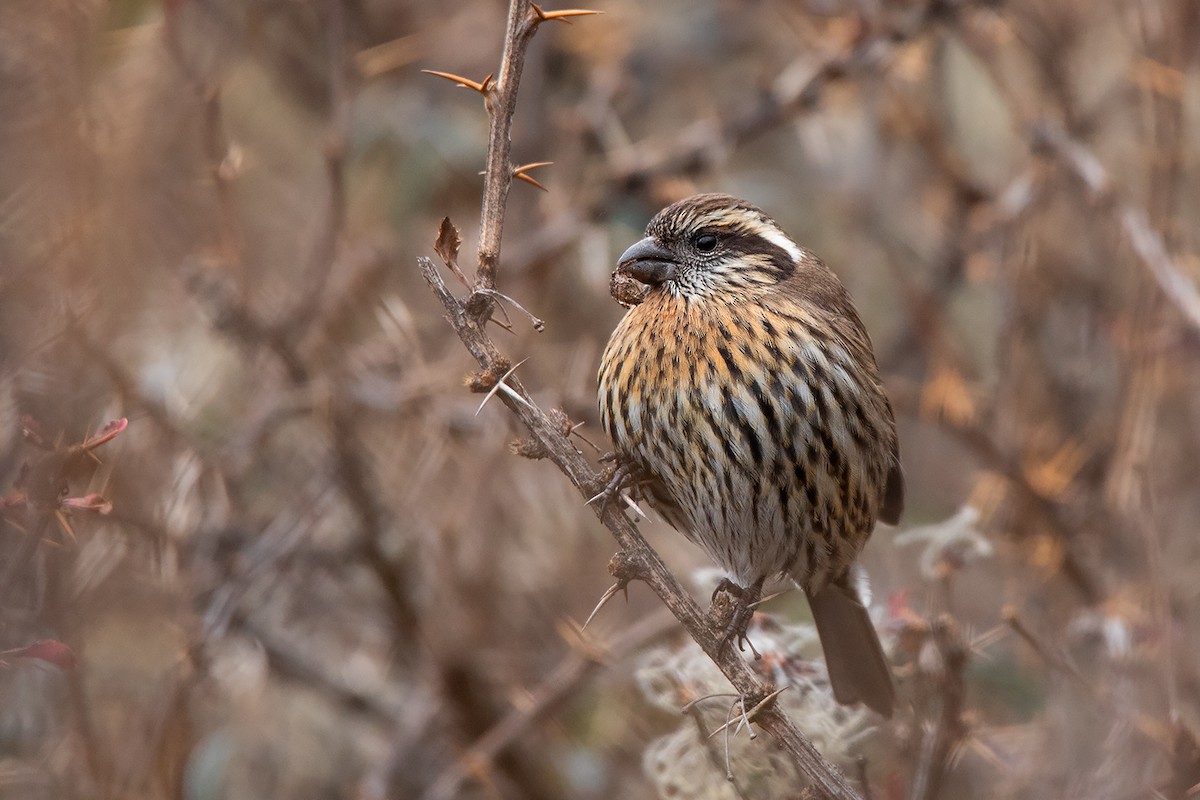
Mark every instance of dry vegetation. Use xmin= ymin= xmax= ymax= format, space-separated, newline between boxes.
xmin=2 ymin=0 xmax=1199 ymax=798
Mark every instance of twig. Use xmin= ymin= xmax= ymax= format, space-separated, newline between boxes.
xmin=473 ymin=0 xmax=537 ymax=296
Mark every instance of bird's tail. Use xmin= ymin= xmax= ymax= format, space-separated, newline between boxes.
xmin=806 ymin=574 xmax=896 ymax=717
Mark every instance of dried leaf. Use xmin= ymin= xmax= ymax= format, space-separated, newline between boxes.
xmin=434 ymin=217 xmax=460 ymax=266
xmin=434 ymin=217 xmax=469 ymax=288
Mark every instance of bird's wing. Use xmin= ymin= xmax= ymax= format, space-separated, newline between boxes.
xmin=778 ymin=257 xmax=905 ymax=524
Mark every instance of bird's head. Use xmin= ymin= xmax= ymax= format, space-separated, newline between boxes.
xmin=615 ymin=193 xmax=805 ymax=299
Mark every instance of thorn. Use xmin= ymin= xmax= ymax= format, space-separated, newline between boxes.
xmin=745 ymin=685 xmax=789 ymax=719
xmin=531 ymin=4 xmax=603 ymax=24
xmin=488 ymin=316 xmax=516 ymax=334
xmin=680 ymin=692 xmax=740 ymax=714
xmin=512 ymin=161 xmax=553 ymax=192
xmin=475 ymin=358 xmax=529 ymax=416
xmin=484 ymin=292 xmax=515 ymax=329
xmin=707 ymin=687 xmax=789 ymax=741
xmin=749 ymin=587 xmax=794 ymax=609
xmin=566 ymin=421 xmax=605 ymax=454
xmin=477 ymin=288 xmax=545 ymax=331
xmin=623 ymin=494 xmax=648 ymax=520
xmin=421 ymin=69 xmax=495 ymax=95
xmin=495 ymin=381 xmax=534 ymax=410
xmin=708 ymin=706 xmax=741 ymax=740
xmin=582 ymin=581 xmax=626 ymax=629
xmin=514 ymin=172 xmax=548 ymax=192
xmin=54 ymin=510 xmax=76 ymax=543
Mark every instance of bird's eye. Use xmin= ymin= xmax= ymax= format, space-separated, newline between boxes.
xmin=693 ymin=233 xmax=718 ymax=253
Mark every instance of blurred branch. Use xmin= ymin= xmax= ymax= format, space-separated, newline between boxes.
xmin=954 ymin=13 xmax=1200 ymax=332
xmin=329 ymin=393 xmax=421 ymax=653
xmin=421 ymin=610 xmax=676 ymax=800
xmin=418 ymin=3 xmax=864 ymax=797
xmin=1003 ymin=606 xmax=1173 ymax=756
xmin=282 ymin=0 xmax=351 ymax=336
xmin=163 ymin=11 xmax=245 ymax=284
xmin=233 ymin=608 xmax=399 ymax=727
xmin=605 ymin=0 xmax=968 ymax=194
xmin=0 ymin=514 xmax=52 ymax=609
xmin=909 ymin=616 xmax=970 ymax=800
xmin=1031 ymin=121 xmax=1200 ymax=332
xmin=887 ymin=377 xmax=1104 ymax=603
xmin=185 ymin=268 xmax=309 ymax=384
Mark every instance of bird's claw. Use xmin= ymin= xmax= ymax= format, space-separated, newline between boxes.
xmin=589 ymin=456 xmax=643 ymax=519
xmin=712 ymin=578 xmax=764 ymax=658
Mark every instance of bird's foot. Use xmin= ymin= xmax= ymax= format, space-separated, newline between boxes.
xmin=712 ymin=578 xmax=765 ymax=658
xmin=589 ymin=455 xmax=645 ymax=520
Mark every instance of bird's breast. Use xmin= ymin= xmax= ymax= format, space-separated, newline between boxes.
xmin=598 ymin=290 xmax=889 ymax=586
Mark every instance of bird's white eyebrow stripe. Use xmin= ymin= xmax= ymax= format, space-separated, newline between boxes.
xmin=754 ymin=225 xmax=802 ymax=263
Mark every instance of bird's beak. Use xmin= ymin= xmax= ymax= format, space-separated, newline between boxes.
xmin=616 ymin=237 xmax=677 ymax=286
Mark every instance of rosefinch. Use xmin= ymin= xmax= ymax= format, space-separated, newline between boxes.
xmin=599 ymin=194 xmax=903 ymax=716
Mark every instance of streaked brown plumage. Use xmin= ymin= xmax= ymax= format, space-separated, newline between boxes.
xmin=598 ymin=193 xmax=903 ymax=716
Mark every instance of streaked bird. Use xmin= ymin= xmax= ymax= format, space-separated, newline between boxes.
xmin=598 ymin=193 xmax=903 ymax=716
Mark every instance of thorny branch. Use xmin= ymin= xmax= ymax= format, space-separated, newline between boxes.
xmin=419 ymin=2 xmax=864 ymax=797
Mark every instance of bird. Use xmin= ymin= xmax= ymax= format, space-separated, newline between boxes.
xmin=598 ymin=193 xmax=903 ymax=717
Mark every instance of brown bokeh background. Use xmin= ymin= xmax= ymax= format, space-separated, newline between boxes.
xmin=2 ymin=0 xmax=1199 ymax=798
